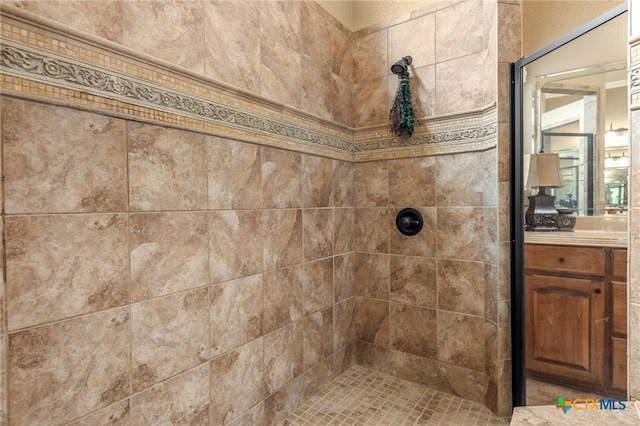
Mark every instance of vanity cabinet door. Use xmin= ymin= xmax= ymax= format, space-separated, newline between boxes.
xmin=525 ymin=273 xmax=606 ymax=386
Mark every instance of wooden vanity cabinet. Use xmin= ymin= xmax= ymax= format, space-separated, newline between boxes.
xmin=610 ymin=248 xmax=628 ymax=392
xmin=525 ymin=244 xmax=627 ymax=395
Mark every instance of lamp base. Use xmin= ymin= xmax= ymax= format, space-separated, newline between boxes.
xmin=525 ymin=194 xmax=559 ymax=232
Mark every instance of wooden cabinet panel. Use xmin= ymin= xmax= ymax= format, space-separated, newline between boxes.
xmin=611 ymin=337 xmax=627 ymax=391
xmin=525 ymin=274 xmax=605 ymax=385
xmin=525 ymin=245 xmax=605 ymax=276
xmin=612 ymin=249 xmax=628 ymax=278
xmin=612 ymin=281 xmax=627 ymax=337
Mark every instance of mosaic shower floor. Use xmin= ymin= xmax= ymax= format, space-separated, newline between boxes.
xmin=285 ymin=365 xmax=511 ymax=425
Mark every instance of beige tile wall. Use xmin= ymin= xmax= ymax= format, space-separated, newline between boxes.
xmin=0 ymin=0 xmax=526 ymax=422
xmin=351 ymin=149 xmax=501 ymax=409
xmin=1 ymin=97 xmax=357 ymax=425
xmin=3 ymin=0 xmax=353 ymax=127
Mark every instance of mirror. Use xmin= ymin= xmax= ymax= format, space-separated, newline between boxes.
xmin=513 ymin=6 xmax=629 ymax=408
xmin=525 ymin=64 xmax=628 ymax=217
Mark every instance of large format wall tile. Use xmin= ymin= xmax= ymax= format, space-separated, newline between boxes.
xmin=333 ymin=161 xmax=354 ymax=208
xmin=303 ymin=155 xmax=333 ymax=208
xmin=334 ymin=253 xmax=355 ymax=302
xmin=5 ymin=0 xmax=124 ymax=43
xmin=437 ymin=311 xmax=485 ymax=372
xmin=264 ymin=322 xmax=304 ymax=394
xmin=129 ymin=212 xmax=209 ymax=302
xmin=204 ymin=1 xmax=261 ymax=93
xmin=389 ymin=255 xmax=437 ymax=308
xmin=128 ymin=122 xmax=207 ymax=211
xmin=66 ymin=399 xmax=130 ymax=426
xmin=436 ymin=151 xmax=493 ymax=207
xmin=388 ymin=157 xmax=436 ymax=208
xmin=210 ymin=338 xmax=266 ymax=425
xmin=354 ymin=253 xmax=389 ymax=299
xmin=389 ymin=304 xmax=437 ymax=358
xmin=210 ymin=275 xmax=264 ymax=358
xmin=388 ymin=14 xmax=435 ymax=69
xmin=131 ymin=289 xmax=209 ymax=393
xmin=209 ymin=210 xmax=263 ymax=283
xmin=435 ymin=0 xmax=486 ymax=63
xmin=130 ymin=364 xmax=209 ymax=425
xmin=5 ymin=214 xmax=129 ymax=331
xmin=122 ymin=1 xmax=204 ymax=74
xmin=260 ymin=0 xmax=302 ymax=52
xmin=303 ymin=308 xmax=334 ymax=370
xmin=334 ymin=298 xmax=356 ymax=350
xmin=354 ymin=208 xmax=389 ymax=253
xmin=435 ymin=52 xmax=492 ymax=116
xmin=263 ymin=209 xmax=302 ymax=270
xmin=260 ymin=38 xmax=302 ymax=109
xmin=334 ymin=208 xmax=354 ymax=255
xmin=300 ymin=5 xmax=333 ymax=72
xmin=437 ymin=207 xmax=485 ymax=261
xmin=353 ymin=77 xmax=389 ymax=128
xmin=437 ymin=259 xmax=485 ymax=316
xmin=263 ymin=266 xmax=303 ymax=333
xmin=302 ymin=208 xmax=334 ymax=261
xmin=355 ymin=298 xmax=389 ymax=346
xmin=302 ymin=58 xmax=333 ymax=121
xmin=2 ymin=99 xmax=127 ymax=214
xmin=262 ymin=147 xmax=302 ymax=209
xmin=303 ymin=258 xmax=334 ymax=315
xmin=352 ymin=30 xmax=387 ymax=84
xmin=354 ymin=162 xmax=388 ymax=207
xmin=8 ymin=308 xmax=130 ymax=425
xmin=207 ymin=137 xmax=262 ymax=210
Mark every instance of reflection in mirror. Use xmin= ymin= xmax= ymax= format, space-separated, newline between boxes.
xmin=527 ymin=64 xmax=628 ymax=217
xmin=516 ymin=8 xmax=629 ymax=408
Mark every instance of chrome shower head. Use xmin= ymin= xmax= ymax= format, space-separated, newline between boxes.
xmin=391 ymin=55 xmax=412 ymax=77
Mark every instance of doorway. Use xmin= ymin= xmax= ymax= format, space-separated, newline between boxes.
xmin=511 ymin=3 xmax=629 ymax=407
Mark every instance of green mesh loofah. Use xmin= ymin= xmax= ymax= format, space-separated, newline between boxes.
xmin=389 ymin=77 xmax=414 ymax=136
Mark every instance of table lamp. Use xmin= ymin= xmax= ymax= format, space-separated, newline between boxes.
xmin=524 ymin=152 xmax=565 ymax=231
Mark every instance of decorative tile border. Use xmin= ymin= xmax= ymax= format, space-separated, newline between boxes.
xmin=0 ymin=7 xmax=497 ymax=161
xmin=630 ymin=39 xmax=640 ymax=109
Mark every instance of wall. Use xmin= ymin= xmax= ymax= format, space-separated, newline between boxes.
xmin=522 ymin=0 xmax=625 ymax=57
xmin=0 ymin=96 xmax=357 ymax=425
xmin=345 ymin=1 xmax=518 ymax=416
xmin=628 ymin=0 xmax=640 ymax=403
xmin=0 ymin=0 xmax=520 ymax=423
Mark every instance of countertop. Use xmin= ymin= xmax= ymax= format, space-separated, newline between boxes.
xmin=525 ymin=230 xmax=628 ymax=248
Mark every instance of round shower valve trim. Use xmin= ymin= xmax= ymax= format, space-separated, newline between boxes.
xmin=396 ymin=208 xmax=423 ymax=236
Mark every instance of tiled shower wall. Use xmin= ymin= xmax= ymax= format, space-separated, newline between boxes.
xmin=2 ymin=0 xmax=354 ymax=127
xmin=350 ymin=149 xmax=505 ymax=411
xmin=0 ymin=0 xmax=522 ymax=423
xmin=1 ymin=97 xmax=356 ymax=425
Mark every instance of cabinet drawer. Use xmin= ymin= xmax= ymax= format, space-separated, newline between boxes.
xmin=612 ymin=281 xmax=627 ymax=336
xmin=525 ymin=245 xmax=605 ymax=276
xmin=612 ymin=249 xmax=627 ymax=278
xmin=611 ymin=337 xmax=627 ymax=391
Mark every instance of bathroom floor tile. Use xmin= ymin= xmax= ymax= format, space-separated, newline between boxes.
xmin=285 ymin=365 xmax=510 ymax=425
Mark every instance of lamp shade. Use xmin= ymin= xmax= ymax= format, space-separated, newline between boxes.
xmin=525 ymin=153 xmax=565 ymax=188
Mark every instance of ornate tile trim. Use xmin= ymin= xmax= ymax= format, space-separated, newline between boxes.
xmin=354 ymin=123 xmax=497 ymax=152
xmin=630 ymin=39 xmax=640 ymax=110
xmin=0 ymin=41 xmax=353 ymax=153
xmin=0 ymin=9 xmax=498 ymax=161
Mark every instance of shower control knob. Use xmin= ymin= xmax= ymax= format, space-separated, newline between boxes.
xmin=395 ymin=208 xmax=423 ymax=236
